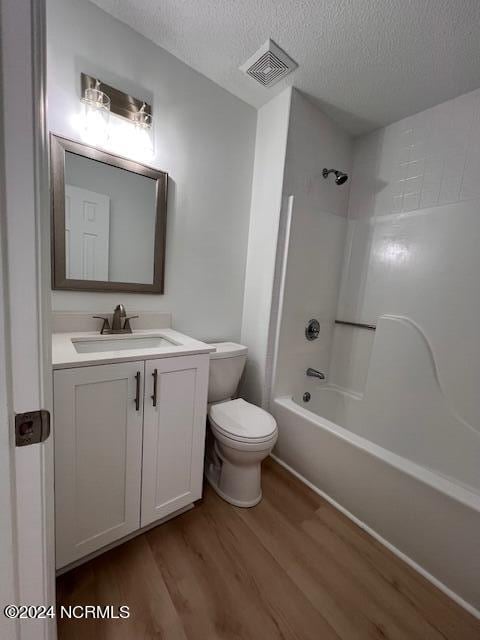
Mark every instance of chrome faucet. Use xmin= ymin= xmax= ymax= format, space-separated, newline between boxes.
xmin=93 ymin=304 xmax=138 ymax=334
xmin=306 ymin=367 xmax=325 ymax=381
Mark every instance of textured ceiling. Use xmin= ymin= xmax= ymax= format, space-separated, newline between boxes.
xmin=90 ymin=0 xmax=480 ymax=135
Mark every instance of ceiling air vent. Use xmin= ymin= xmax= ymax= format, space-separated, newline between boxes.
xmin=240 ymin=39 xmax=298 ymax=88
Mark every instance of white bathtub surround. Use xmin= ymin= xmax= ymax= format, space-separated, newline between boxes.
xmin=332 ymin=87 xmax=480 ymax=419
xmin=328 ymin=323 xmax=374 ymax=394
xmin=241 ymin=89 xmax=353 ymax=406
xmin=267 ymin=87 xmax=480 ymax=616
xmin=293 ymin=315 xmax=480 ymax=494
xmin=273 ymin=91 xmax=352 ymax=400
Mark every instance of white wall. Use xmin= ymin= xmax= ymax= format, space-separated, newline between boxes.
xmin=47 ymin=0 xmax=256 ymax=341
xmin=273 ymin=91 xmax=352 ymax=399
xmin=240 ymin=88 xmax=292 ymax=406
xmin=331 ymin=87 xmax=480 ymax=436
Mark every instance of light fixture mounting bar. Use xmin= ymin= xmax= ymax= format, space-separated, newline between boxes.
xmin=81 ymin=73 xmax=152 ymax=124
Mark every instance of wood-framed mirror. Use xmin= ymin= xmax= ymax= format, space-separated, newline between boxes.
xmin=50 ymin=134 xmax=168 ymax=293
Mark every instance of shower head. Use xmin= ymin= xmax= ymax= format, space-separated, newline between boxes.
xmin=322 ymin=168 xmax=349 ymax=185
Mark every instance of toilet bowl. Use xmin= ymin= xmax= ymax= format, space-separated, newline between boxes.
xmin=205 ymin=343 xmax=278 ymax=507
xmin=206 ymin=398 xmax=278 ymax=507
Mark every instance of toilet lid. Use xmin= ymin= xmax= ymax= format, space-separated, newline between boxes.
xmin=209 ymin=399 xmax=277 ymax=442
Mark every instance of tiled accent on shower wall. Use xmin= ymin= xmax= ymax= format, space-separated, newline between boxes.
xmin=348 ymin=88 xmax=480 ymax=221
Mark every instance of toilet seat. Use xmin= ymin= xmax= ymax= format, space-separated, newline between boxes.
xmin=209 ymin=398 xmax=277 ymax=444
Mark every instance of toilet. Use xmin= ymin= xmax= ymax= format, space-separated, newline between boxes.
xmin=205 ymin=342 xmax=278 ymax=507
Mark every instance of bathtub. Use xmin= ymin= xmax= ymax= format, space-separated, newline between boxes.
xmin=271 ymin=388 xmax=480 ymax=616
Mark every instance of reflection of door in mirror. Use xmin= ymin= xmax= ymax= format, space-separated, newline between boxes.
xmin=64 ymin=151 xmax=157 ymax=285
xmin=65 ymin=185 xmax=110 ymax=280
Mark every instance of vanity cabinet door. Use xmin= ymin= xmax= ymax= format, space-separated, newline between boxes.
xmin=141 ymin=355 xmax=209 ymax=527
xmin=54 ymin=361 xmax=144 ymax=569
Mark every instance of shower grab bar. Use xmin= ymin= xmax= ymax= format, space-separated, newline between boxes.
xmin=335 ymin=319 xmax=376 ymax=330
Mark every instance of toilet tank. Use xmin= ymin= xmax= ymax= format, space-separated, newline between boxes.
xmin=208 ymin=342 xmax=248 ymax=403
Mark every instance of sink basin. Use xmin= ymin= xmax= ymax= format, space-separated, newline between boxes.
xmin=72 ymin=335 xmax=176 ymax=354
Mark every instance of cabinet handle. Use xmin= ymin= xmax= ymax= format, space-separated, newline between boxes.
xmin=151 ymin=368 xmax=158 ymax=407
xmin=134 ymin=371 xmax=141 ymax=411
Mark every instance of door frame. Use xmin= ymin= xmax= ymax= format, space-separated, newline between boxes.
xmin=0 ymin=120 xmax=19 ymax=640
xmin=0 ymin=0 xmax=55 ymax=638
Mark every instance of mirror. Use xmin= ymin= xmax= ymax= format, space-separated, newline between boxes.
xmin=50 ymin=134 xmax=167 ymax=293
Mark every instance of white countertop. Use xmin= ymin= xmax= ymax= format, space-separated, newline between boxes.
xmin=52 ymin=328 xmax=215 ymax=370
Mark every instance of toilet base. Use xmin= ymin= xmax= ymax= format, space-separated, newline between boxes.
xmin=204 ymin=426 xmax=276 ymax=508
xmin=205 ymin=468 xmax=262 ymax=508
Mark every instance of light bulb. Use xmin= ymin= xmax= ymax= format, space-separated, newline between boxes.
xmin=133 ymin=125 xmax=154 ymax=159
xmin=82 ymin=81 xmax=110 ymax=146
xmin=83 ymin=102 xmax=110 ymax=146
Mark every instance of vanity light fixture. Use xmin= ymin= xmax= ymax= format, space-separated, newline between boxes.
xmin=80 ymin=73 xmax=153 ymax=152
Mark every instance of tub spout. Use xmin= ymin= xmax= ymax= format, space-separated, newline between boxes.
xmin=306 ymin=367 xmax=325 ymax=380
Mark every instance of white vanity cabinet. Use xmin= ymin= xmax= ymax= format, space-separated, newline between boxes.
xmin=54 ymin=353 xmax=209 ymax=569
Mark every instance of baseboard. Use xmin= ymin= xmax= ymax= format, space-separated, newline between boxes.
xmin=56 ymin=503 xmax=194 ymax=576
xmin=269 ymin=453 xmax=480 ymax=620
